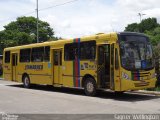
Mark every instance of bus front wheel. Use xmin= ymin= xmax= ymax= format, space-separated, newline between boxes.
xmin=84 ymin=77 xmax=96 ymax=96
xmin=23 ymin=75 xmax=30 ymax=88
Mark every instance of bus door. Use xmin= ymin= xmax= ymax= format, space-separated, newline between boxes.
xmin=12 ymin=53 xmax=18 ymax=81
xmin=53 ymin=49 xmax=62 ymax=85
xmin=98 ymin=45 xmax=110 ymax=88
xmin=111 ymin=44 xmax=121 ymax=91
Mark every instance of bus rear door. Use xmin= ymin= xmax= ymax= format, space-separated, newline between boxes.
xmin=11 ymin=53 xmax=18 ymax=81
xmin=53 ymin=49 xmax=62 ymax=85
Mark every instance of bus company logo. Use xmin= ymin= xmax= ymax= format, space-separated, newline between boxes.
xmin=1 ymin=112 xmax=19 ymax=120
xmin=25 ymin=65 xmax=43 ymax=70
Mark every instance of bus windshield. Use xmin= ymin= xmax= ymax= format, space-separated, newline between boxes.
xmin=120 ymin=35 xmax=154 ymax=71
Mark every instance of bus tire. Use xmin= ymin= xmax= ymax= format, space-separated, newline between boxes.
xmin=23 ymin=75 xmax=30 ymax=88
xmin=84 ymin=77 xmax=96 ymax=96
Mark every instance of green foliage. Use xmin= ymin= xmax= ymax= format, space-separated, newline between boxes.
xmin=0 ymin=16 xmax=57 ymax=54
xmin=125 ymin=17 xmax=160 ymax=46
xmin=125 ymin=23 xmax=139 ymax=32
xmin=139 ymin=18 xmax=159 ymax=32
xmin=145 ymin=27 xmax=160 ymax=46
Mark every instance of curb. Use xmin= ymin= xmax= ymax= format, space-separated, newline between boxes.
xmin=133 ymin=90 xmax=160 ymax=96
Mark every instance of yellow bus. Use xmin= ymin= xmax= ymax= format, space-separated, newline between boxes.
xmin=3 ymin=32 xmax=157 ymax=96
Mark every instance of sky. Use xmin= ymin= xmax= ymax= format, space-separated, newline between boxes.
xmin=0 ymin=0 xmax=160 ymax=38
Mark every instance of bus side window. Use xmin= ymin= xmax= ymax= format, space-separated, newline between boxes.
xmin=5 ymin=51 xmax=10 ymax=63
xmin=44 ymin=46 xmax=50 ymax=62
xmin=54 ymin=51 xmax=58 ymax=65
xmin=64 ymin=43 xmax=77 ymax=61
xmin=20 ymin=49 xmax=31 ymax=62
xmin=80 ymin=41 xmax=96 ymax=60
xmin=31 ymin=47 xmax=44 ymax=62
xmin=54 ymin=51 xmax=62 ymax=65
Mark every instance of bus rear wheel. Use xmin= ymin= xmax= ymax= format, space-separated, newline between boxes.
xmin=23 ymin=75 xmax=30 ymax=88
xmin=84 ymin=77 xmax=96 ymax=96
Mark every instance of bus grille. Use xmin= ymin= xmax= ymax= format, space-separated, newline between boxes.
xmin=134 ymin=82 xmax=149 ymax=87
xmin=131 ymin=71 xmax=151 ymax=81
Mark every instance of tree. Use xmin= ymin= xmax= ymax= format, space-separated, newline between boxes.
xmin=125 ymin=23 xmax=139 ymax=32
xmin=139 ymin=18 xmax=159 ymax=33
xmin=0 ymin=16 xmax=57 ymax=54
xmin=4 ymin=16 xmax=56 ymax=42
xmin=145 ymin=27 xmax=160 ymax=46
xmin=125 ymin=17 xmax=159 ymax=33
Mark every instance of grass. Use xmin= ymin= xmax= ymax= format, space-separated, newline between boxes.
xmin=147 ymin=86 xmax=160 ymax=91
xmin=0 ymin=74 xmax=3 ymax=78
xmin=154 ymin=87 xmax=160 ymax=91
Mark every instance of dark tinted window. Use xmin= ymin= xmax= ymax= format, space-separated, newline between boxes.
xmin=80 ymin=41 xmax=96 ymax=60
xmin=54 ymin=51 xmax=62 ymax=65
xmin=31 ymin=47 xmax=44 ymax=62
xmin=5 ymin=51 xmax=10 ymax=63
xmin=20 ymin=49 xmax=31 ymax=62
xmin=44 ymin=46 xmax=50 ymax=62
xmin=64 ymin=43 xmax=77 ymax=60
xmin=64 ymin=41 xmax=96 ymax=61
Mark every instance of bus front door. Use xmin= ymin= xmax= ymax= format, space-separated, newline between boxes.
xmin=98 ymin=45 xmax=110 ymax=88
xmin=111 ymin=44 xmax=121 ymax=91
xmin=12 ymin=53 xmax=18 ymax=81
xmin=53 ymin=50 xmax=62 ymax=85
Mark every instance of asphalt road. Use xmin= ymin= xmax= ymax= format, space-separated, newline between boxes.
xmin=0 ymin=79 xmax=160 ymax=119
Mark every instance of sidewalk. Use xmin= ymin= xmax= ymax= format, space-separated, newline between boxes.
xmin=133 ymin=90 xmax=160 ymax=96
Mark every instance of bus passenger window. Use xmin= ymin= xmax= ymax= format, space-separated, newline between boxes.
xmin=54 ymin=52 xmax=58 ymax=65
xmin=5 ymin=51 xmax=10 ymax=63
xmin=64 ymin=43 xmax=77 ymax=61
xmin=80 ymin=41 xmax=96 ymax=60
xmin=31 ymin=47 xmax=44 ymax=62
xmin=44 ymin=46 xmax=50 ymax=62
xmin=20 ymin=49 xmax=31 ymax=62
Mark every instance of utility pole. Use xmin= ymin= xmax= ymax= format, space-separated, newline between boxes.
xmin=138 ymin=13 xmax=146 ymax=22
xmin=36 ymin=0 xmax=39 ymax=43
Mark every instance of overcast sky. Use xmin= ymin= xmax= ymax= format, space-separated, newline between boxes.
xmin=0 ymin=0 xmax=160 ymax=38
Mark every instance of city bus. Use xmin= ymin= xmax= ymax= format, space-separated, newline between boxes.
xmin=3 ymin=32 xmax=157 ymax=96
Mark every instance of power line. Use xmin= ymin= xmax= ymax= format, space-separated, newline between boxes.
xmin=39 ymin=0 xmax=79 ymax=11
xmin=0 ymin=0 xmax=79 ymax=23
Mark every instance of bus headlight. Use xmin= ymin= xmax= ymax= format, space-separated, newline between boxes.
xmin=152 ymin=73 xmax=157 ymax=78
xmin=122 ymin=72 xmax=130 ymax=80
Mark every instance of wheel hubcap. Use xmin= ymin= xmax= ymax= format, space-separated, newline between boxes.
xmin=24 ymin=77 xmax=29 ymax=86
xmin=87 ymin=82 xmax=94 ymax=92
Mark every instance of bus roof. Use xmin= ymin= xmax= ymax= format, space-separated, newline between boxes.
xmin=4 ymin=32 xmax=147 ymax=51
xmin=4 ymin=32 xmax=118 ymax=51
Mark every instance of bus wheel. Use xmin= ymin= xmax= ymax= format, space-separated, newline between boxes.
xmin=84 ymin=78 xmax=96 ymax=96
xmin=23 ymin=75 xmax=30 ymax=88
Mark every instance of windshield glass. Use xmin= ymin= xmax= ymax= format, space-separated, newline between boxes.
xmin=120 ymin=35 xmax=154 ymax=70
